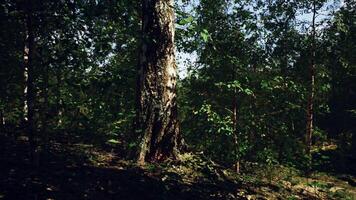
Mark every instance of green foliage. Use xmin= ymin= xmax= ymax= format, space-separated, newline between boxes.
xmin=0 ymin=1 xmax=355 ymax=199
xmin=107 ymin=139 xmax=120 ymax=145
xmin=194 ymin=104 xmax=233 ymax=135
xmin=178 ymin=15 xmax=194 ymax=26
xmin=200 ymin=29 xmax=210 ymax=42
xmin=0 ymin=0 xmax=354 ymax=179
xmin=307 ymin=181 xmax=329 ymax=190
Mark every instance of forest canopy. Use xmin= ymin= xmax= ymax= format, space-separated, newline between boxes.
xmin=0 ymin=0 xmax=355 ymax=199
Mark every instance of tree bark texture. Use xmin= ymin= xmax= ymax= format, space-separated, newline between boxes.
xmin=136 ymin=0 xmax=180 ymax=164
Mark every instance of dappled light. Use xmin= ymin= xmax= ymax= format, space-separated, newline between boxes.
xmin=0 ymin=0 xmax=355 ymax=199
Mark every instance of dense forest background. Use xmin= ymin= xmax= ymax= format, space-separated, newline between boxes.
xmin=0 ymin=0 xmax=355 ymax=199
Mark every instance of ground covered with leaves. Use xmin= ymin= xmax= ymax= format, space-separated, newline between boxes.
xmin=0 ymin=135 xmax=355 ymax=200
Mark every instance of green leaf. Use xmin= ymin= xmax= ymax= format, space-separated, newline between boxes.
xmin=200 ymin=29 xmax=209 ymax=42
xmin=128 ymin=142 xmax=137 ymax=149
xmin=244 ymin=88 xmax=253 ymax=95
xmin=179 ymin=15 xmax=193 ymax=25
xmin=107 ymin=139 xmax=120 ymax=144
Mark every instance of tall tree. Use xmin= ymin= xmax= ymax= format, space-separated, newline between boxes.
xmin=23 ymin=0 xmax=37 ymax=165
xmin=305 ymin=0 xmax=317 ymax=162
xmin=136 ymin=0 xmax=180 ymax=164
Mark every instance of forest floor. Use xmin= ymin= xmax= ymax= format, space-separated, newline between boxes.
xmin=0 ymin=134 xmax=355 ymax=200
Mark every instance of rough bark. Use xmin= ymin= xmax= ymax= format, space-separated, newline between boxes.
xmin=305 ymin=1 xmax=316 ymax=161
xmin=136 ymin=0 xmax=180 ymax=164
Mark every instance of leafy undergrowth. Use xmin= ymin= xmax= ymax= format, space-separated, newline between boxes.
xmin=0 ymin=136 xmax=355 ymax=200
xmin=141 ymin=153 xmax=356 ymax=200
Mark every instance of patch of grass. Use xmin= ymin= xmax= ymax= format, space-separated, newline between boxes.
xmin=331 ymin=189 xmax=354 ymax=200
xmin=286 ymin=195 xmax=299 ymax=200
xmin=307 ymin=181 xmax=330 ymax=190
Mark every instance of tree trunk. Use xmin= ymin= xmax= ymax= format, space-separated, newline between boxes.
xmin=352 ymin=131 xmax=356 ymax=158
xmin=0 ymin=109 xmax=5 ymax=134
xmin=55 ymin=68 xmax=63 ymax=126
xmin=136 ymin=0 xmax=180 ymax=164
xmin=232 ymin=90 xmax=240 ymax=173
xmin=24 ymin=0 xmax=37 ymax=166
xmin=305 ymin=1 xmax=316 ymax=165
xmin=41 ymin=60 xmax=50 ymax=149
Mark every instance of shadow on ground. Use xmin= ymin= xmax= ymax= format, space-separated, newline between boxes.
xmin=0 ymin=135 xmax=239 ymax=200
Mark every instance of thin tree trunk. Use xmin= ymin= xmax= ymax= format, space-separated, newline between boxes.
xmin=24 ymin=0 xmax=37 ymax=166
xmin=136 ymin=0 xmax=180 ymax=164
xmin=0 ymin=109 xmax=5 ymax=134
xmin=306 ymin=1 xmax=316 ymax=166
xmin=43 ymin=64 xmax=49 ymax=131
xmin=41 ymin=61 xmax=50 ymax=148
xmin=352 ymin=132 xmax=356 ymax=157
xmin=232 ymin=89 xmax=240 ymax=173
xmin=40 ymin=0 xmax=50 ymax=144
xmin=55 ymin=69 xmax=63 ymax=126
xmin=282 ymin=20 xmax=288 ymax=75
